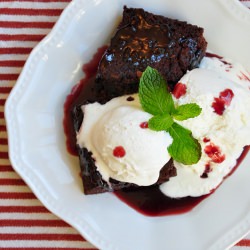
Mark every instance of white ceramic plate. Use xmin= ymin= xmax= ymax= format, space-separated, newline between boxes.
xmin=5 ymin=0 xmax=250 ymax=249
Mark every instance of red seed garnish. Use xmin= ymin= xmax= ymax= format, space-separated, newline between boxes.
xmin=140 ymin=122 xmax=148 ymax=129
xmin=203 ymin=137 xmax=210 ymax=143
xmin=126 ymin=96 xmax=135 ymax=101
xmin=212 ymin=98 xmax=225 ymax=115
xmin=205 ymin=163 xmax=212 ymax=173
xmin=204 ymin=143 xmax=225 ymax=163
xmin=200 ymin=163 xmax=212 ymax=179
xmin=172 ymin=83 xmax=187 ymax=99
xmin=113 ymin=146 xmax=126 ymax=158
xmin=212 ymin=89 xmax=234 ymax=115
xmin=200 ymin=173 xmax=208 ymax=179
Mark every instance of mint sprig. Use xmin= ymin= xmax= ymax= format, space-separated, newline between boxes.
xmin=148 ymin=114 xmax=173 ymax=131
xmin=168 ymin=123 xmax=201 ymax=165
xmin=173 ymin=103 xmax=202 ymax=121
xmin=139 ymin=66 xmax=174 ymax=115
xmin=139 ymin=66 xmax=202 ymax=165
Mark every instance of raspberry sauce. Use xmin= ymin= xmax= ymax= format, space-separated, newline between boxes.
xmin=115 ymin=146 xmax=249 ymax=216
xmin=63 ymin=46 xmax=108 ymax=155
xmin=212 ymin=89 xmax=234 ymax=115
xmin=200 ymin=163 xmax=212 ymax=179
xmin=140 ymin=122 xmax=148 ymax=129
xmin=238 ymin=71 xmax=250 ymax=81
xmin=63 ymin=49 xmax=249 ymax=217
xmin=205 ymin=52 xmax=232 ymax=66
xmin=204 ymin=143 xmax=225 ymax=163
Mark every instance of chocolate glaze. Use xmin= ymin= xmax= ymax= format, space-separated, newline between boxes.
xmin=96 ymin=6 xmax=207 ymax=97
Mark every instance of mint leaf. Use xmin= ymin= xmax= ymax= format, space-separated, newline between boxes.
xmin=167 ymin=122 xmax=201 ymax=165
xmin=139 ymin=66 xmax=174 ymax=115
xmin=138 ymin=66 xmax=202 ymax=165
xmin=173 ymin=103 xmax=202 ymax=121
xmin=148 ymin=114 xmax=173 ymax=131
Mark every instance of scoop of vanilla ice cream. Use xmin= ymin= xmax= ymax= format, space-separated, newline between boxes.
xmin=200 ymin=55 xmax=250 ymax=90
xmin=77 ymin=53 xmax=250 ymax=198
xmin=77 ymin=94 xmax=172 ymax=186
xmin=160 ymin=67 xmax=250 ymax=198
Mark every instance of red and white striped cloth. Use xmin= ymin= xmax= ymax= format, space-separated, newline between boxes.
xmin=0 ymin=1 xmax=249 ymax=249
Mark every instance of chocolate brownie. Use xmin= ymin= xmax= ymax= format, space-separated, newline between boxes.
xmin=96 ymin=6 xmax=207 ymax=97
xmin=73 ymin=105 xmax=177 ymax=195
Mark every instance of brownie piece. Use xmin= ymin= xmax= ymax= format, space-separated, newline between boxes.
xmin=73 ymin=105 xmax=177 ymax=195
xmin=96 ymin=6 xmax=207 ymax=97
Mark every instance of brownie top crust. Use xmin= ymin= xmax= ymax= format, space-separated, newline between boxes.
xmin=96 ymin=6 xmax=207 ymax=97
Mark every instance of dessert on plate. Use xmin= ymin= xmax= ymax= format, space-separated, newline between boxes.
xmin=72 ymin=6 xmax=207 ymax=194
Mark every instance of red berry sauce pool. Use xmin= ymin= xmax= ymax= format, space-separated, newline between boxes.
xmin=115 ymin=147 xmax=249 ymax=216
xmin=63 ymin=48 xmax=250 ymax=217
xmin=63 ymin=46 xmax=108 ymax=156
